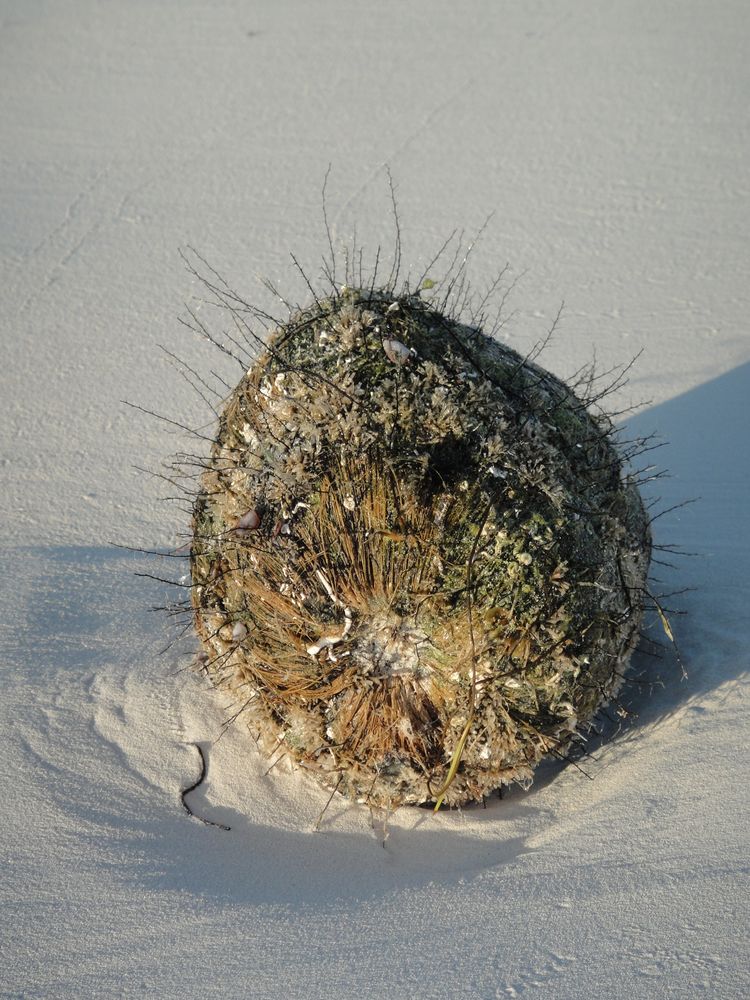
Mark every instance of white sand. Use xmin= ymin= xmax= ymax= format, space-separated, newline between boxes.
xmin=1 ymin=2 xmax=748 ymax=997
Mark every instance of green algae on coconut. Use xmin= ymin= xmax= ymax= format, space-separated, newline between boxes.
xmin=188 ymin=274 xmax=652 ymax=811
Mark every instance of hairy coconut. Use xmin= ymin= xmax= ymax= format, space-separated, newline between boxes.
xmin=190 ymin=284 xmax=650 ymax=809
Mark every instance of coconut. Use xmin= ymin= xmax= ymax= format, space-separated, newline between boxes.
xmin=189 ymin=285 xmax=651 ymax=809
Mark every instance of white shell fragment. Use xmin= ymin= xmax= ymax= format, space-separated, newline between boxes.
xmin=232 ymin=622 xmax=248 ymax=642
xmin=306 ymin=635 xmax=344 ymax=657
xmin=382 ymin=338 xmax=416 ymax=365
xmin=306 ymin=606 xmax=353 ymax=657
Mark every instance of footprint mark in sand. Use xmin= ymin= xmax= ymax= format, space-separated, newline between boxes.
xmin=498 ymin=953 xmax=575 ymax=996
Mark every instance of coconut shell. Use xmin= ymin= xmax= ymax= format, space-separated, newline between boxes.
xmin=190 ymin=287 xmax=651 ymax=809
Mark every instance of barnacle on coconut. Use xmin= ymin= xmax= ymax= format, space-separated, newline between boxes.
xmin=190 ymin=286 xmax=651 ymax=809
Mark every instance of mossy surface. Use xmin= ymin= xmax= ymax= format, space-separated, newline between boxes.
xmin=191 ymin=288 xmax=651 ymax=808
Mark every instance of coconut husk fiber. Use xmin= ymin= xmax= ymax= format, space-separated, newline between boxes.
xmin=190 ymin=284 xmax=651 ymax=810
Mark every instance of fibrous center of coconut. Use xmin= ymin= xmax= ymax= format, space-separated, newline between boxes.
xmin=353 ymin=614 xmax=429 ymax=678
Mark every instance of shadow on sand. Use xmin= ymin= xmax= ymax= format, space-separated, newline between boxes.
xmin=608 ymin=358 xmax=749 ymax=732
